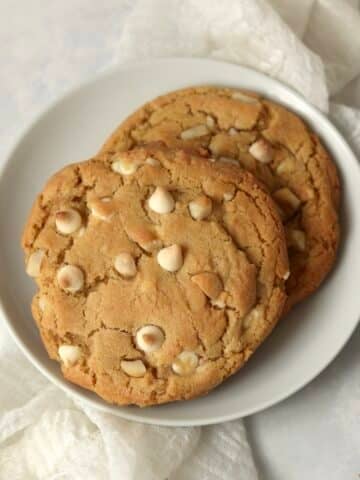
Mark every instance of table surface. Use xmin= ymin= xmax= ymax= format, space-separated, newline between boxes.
xmin=1 ymin=2 xmax=359 ymax=479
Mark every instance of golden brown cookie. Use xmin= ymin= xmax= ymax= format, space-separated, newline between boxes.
xmin=22 ymin=146 xmax=288 ymax=406
xmin=100 ymin=86 xmax=340 ymax=311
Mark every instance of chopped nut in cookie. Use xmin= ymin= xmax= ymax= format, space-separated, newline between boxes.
xmin=172 ymin=351 xmax=199 ymax=376
xmin=273 ymin=188 xmax=301 ymax=219
xmin=88 ymin=197 xmax=115 ymax=221
xmin=114 ymin=253 xmax=137 ymax=278
xmin=180 ymin=124 xmax=209 ymax=140
xmin=276 ymin=157 xmax=296 ymax=175
xmin=191 ymin=272 xmax=223 ymax=300
xmin=57 ymin=265 xmax=84 ymax=293
xmin=26 ymin=249 xmax=45 ymax=277
xmin=58 ymin=345 xmax=82 ymax=367
xmin=126 ymin=225 xmax=162 ymax=252
xmin=243 ymin=306 xmax=263 ymax=329
xmin=55 ymin=208 xmax=82 ymax=235
xmin=148 ymin=187 xmax=175 ymax=214
xmin=120 ymin=359 xmax=146 ymax=377
xmin=136 ymin=325 xmax=165 ymax=353
xmin=209 ymin=132 xmax=237 ymax=158
xmin=249 ymin=138 xmax=273 ymax=164
xmin=286 ymin=229 xmax=306 ymax=251
xmin=188 ymin=195 xmax=212 ymax=220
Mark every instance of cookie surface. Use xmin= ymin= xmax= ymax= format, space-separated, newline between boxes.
xmin=22 ymin=146 xmax=288 ymax=406
xmin=101 ymin=86 xmax=340 ymax=310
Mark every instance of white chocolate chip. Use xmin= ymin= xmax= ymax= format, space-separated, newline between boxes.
xmin=77 ymin=226 xmax=86 ymax=237
xmin=180 ymin=124 xmax=209 ymax=140
xmin=223 ymin=191 xmax=235 ymax=202
xmin=211 ymin=298 xmax=226 ymax=309
xmin=172 ymin=351 xmax=199 ymax=376
xmin=283 ymin=270 xmax=290 ymax=280
xmin=114 ymin=253 xmax=137 ymax=278
xmin=219 ymin=156 xmax=239 ymax=166
xmin=55 ymin=208 xmax=82 ymax=235
xmin=57 ymin=265 xmax=84 ymax=293
xmin=249 ymin=139 xmax=273 ymax=164
xmin=157 ymin=244 xmax=183 ymax=272
xmin=191 ymin=272 xmax=223 ymax=300
xmin=188 ymin=195 xmax=212 ymax=220
xmin=58 ymin=345 xmax=82 ymax=367
xmin=206 ymin=115 xmax=216 ymax=129
xmin=148 ymin=187 xmax=175 ymax=214
xmin=112 ymin=156 xmax=139 ymax=175
xmin=89 ymin=197 xmax=114 ymax=221
xmin=26 ymin=250 xmax=45 ymax=277
xmin=243 ymin=306 xmax=263 ymax=329
xmin=120 ymin=359 xmax=146 ymax=377
xmin=228 ymin=127 xmax=238 ymax=136
xmin=231 ymin=91 xmax=259 ymax=103
xmin=38 ymin=296 xmax=47 ymax=312
xmin=145 ymin=157 xmax=160 ymax=166
xmin=136 ymin=325 xmax=165 ymax=353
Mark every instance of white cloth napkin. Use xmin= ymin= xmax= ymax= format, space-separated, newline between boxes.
xmin=1 ymin=1 xmax=360 ymax=479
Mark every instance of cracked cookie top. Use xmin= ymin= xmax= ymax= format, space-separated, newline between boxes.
xmin=100 ymin=86 xmax=340 ymax=311
xmin=22 ymin=146 xmax=288 ymax=406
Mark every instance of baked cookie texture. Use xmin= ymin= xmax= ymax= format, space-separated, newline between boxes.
xmin=100 ymin=87 xmax=340 ymax=310
xmin=22 ymin=146 xmax=288 ymax=406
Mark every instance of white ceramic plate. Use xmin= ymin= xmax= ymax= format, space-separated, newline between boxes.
xmin=1 ymin=58 xmax=359 ymax=426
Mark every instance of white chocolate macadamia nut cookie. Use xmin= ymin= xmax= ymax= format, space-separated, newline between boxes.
xmin=22 ymin=145 xmax=288 ymax=406
xmin=100 ymin=86 xmax=340 ymax=312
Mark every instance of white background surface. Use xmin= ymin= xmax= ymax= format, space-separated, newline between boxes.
xmin=0 ymin=1 xmax=359 ymax=478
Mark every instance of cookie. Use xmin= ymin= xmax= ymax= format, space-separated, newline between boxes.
xmin=100 ymin=86 xmax=340 ymax=311
xmin=22 ymin=146 xmax=288 ymax=406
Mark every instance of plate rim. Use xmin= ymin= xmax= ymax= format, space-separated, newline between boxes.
xmin=1 ymin=57 xmax=359 ymax=426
